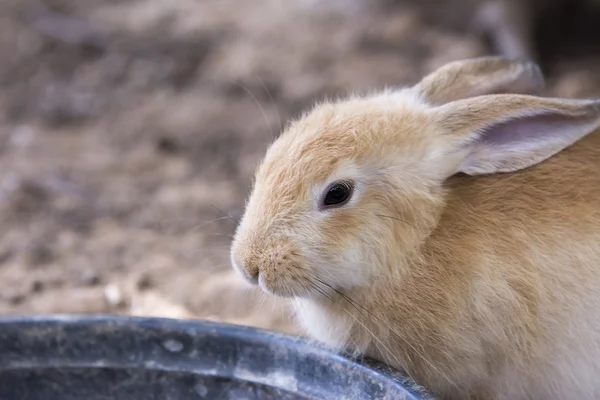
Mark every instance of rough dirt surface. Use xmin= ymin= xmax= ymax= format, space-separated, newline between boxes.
xmin=1 ymin=0 xmax=600 ymax=335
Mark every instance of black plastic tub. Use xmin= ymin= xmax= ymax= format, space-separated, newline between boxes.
xmin=0 ymin=315 xmax=435 ymax=400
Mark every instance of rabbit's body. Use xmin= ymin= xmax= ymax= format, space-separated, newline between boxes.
xmin=230 ymin=58 xmax=600 ymax=400
xmin=295 ymin=127 xmax=600 ymax=399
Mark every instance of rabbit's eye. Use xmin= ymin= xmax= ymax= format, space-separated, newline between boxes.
xmin=322 ymin=180 xmax=354 ymax=209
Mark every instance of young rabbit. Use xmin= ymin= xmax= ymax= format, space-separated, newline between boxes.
xmin=230 ymin=57 xmax=600 ymax=400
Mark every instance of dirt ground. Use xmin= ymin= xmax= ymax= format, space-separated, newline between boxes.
xmin=1 ymin=0 xmax=600 ymax=335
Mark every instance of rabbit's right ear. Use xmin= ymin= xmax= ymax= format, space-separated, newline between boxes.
xmin=413 ymin=57 xmax=544 ymax=105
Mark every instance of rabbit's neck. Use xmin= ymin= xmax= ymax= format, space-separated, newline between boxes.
xmin=291 ymin=296 xmax=377 ymax=355
xmin=290 ymin=269 xmax=467 ymax=398
xmin=290 ymin=282 xmax=417 ymax=358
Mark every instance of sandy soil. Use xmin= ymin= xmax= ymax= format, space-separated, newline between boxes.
xmin=1 ymin=0 xmax=600 ymax=335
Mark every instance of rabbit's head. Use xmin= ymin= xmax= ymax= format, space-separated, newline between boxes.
xmin=230 ymin=57 xmax=600 ymax=299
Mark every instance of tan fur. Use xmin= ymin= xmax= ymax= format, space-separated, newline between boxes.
xmin=230 ymin=58 xmax=600 ymax=399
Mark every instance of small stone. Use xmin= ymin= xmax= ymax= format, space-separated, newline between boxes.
xmin=156 ymin=136 xmax=180 ymax=154
xmin=103 ymin=284 xmax=123 ymax=306
xmin=31 ymin=280 xmax=44 ymax=293
xmin=7 ymin=293 xmax=25 ymax=305
xmin=136 ymin=273 xmax=154 ymax=291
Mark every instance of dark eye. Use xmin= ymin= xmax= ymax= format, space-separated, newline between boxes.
xmin=322 ymin=181 xmax=354 ymax=208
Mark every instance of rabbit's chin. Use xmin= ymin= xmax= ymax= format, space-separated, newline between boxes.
xmin=257 ymin=276 xmax=326 ymax=300
xmin=292 ymin=297 xmax=355 ymax=351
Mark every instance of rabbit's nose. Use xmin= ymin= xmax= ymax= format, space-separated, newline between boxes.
xmin=230 ymin=252 xmax=259 ymax=285
xmin=238 ymin=259 xmax=260 ymax=285
xmin=244 ymin=266 xmax=259 ymax=285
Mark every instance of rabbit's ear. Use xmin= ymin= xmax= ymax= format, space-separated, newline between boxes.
xmin=413 ymin=57 xmax=544 ymax=105
xmin=432 ymin=94 xmax=600 ymax=176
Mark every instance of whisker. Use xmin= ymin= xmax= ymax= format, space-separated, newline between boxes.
xmin=189 ymin=216 xmax=235 ymax=233
xmin=312 ymin=285 xmax=332 ymax=301
xmin=343 ymin=309 xmax=405 ymax=371
xmin=203 ymin=76 xmax=275 ymax=139
xmin=313 ymin=277 xmax=456 ymax=388
xmin=204 ymin=233 xmax=235 ymax=239
xmin=314 ymin=277 xmax=375 ymax=319
xmin=288 ymin=254 xmax=452 ymax=384
xmin=306 ymin=278 xmax=333 ymax=301
xmin=256 ymin=76 xmax=283 ymax=134
xmin=310 ymin=277 xmax=405 ymax=372
xmin=209 ymin=204 xmax=239 ymax=225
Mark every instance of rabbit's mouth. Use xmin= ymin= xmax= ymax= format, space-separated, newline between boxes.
xmin=257 ymin=274 xmax=325 ymax=299
xmin=251 ymin=266 xmax=343 ymax=301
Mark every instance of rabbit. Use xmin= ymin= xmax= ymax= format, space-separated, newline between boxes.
xmin=230 ymin=56 xmax=600 ymax=400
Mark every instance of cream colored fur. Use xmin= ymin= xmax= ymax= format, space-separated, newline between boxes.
xmin=230 ymin=57 xmax=600 ymax=400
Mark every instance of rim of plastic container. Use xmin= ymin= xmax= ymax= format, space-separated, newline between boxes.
xmin=0 ymin=315 xmax=436 ymax=400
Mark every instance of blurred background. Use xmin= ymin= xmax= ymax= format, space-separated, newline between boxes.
xmin=1 ymin=0 xmax=600 ymax=335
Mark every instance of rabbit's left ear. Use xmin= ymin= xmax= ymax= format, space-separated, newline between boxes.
xmin=413 ymin=57 xmax=544 ymax=105
xmin=431 ymin=94 xmax=600 ymax=176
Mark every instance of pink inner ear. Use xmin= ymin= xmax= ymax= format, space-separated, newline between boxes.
xmin=458 ymin=109 xmax=598 ymax=175
xmin=475 ymin=112 xmax=581 ymax=147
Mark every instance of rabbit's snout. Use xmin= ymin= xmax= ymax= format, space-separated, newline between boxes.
xmin=231 ymin=233 xmax=313 ymax=298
